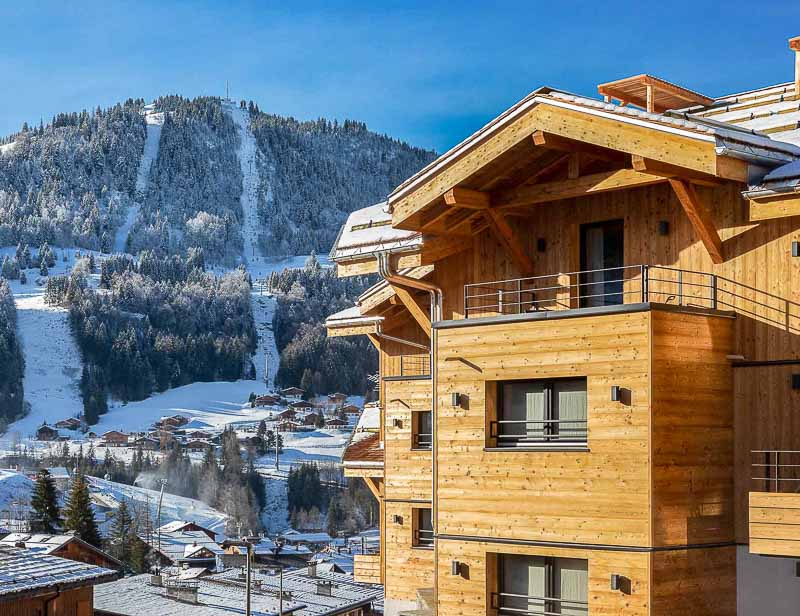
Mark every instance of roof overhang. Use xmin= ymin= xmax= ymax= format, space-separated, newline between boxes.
xmin=325 ymin=307 xmax=384 ymax=338
xmin=387 ymin=89 xmax=800 ymax=230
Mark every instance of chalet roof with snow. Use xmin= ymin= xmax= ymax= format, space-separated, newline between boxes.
xmin=0 ymin=545 xmax=118 ymax=602
xmin=342 ymin=432 xmax=383 ymax=469
xmin=141 ymin=529 xmax=224 ymax=565
xmin=329 ymin=200 xmax=421 ymax=262
xmin=0 ymin=533 xmax=123 ymax=570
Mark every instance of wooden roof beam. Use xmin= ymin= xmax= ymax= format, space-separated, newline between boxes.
xmin=484 ymin=209 xmax=535 ymax=275
xmin=389 ymin=284 xmax=432 ymax=335
xmin=444 ymin=187 xmax=491 ymax=209
xmin=668 ymin=179 xmax=724 ymax=264
xmin=631 ymin=155 xmax=722 ymax=187
xmin=496 ymin=168 xmax=667 ymax=209
xmin=532 ymin=131 xmax=627 ymax=164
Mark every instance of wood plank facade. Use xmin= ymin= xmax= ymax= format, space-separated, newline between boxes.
xmin=329 ymin=56 xmax=800 ymax=614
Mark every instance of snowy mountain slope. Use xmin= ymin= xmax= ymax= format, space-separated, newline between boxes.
xmin=226 ymin=103 xmax=262 ymax=264
xmin=114 ymin=106 xmax=164 ymax=253
xmin=1 ymin=249 xmax=85 ymax=440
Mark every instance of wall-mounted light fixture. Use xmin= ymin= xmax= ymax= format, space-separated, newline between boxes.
xmin=795 ymin=561 xmax=800 ymax=578
xmin=536 ymin=238 xmax=547 ymax=253
xmin=451 ymin=560 xmax=462 ymax=576
xmin=451 ymin=392 xmax=463 ymax=408
xmin=658 ymin=220 xmax=670 ymax=236
xmin=793 ymin=374 xmax=800 ymax=390
xmin=610 ymin=574 xmax=622 ymax=591
xmin=793 ymin=241 xmax=800 ymax=258
xmin=392 ymin=515 xmax=403 ymax=524
xmin=611 ymin=385 xmax=621 ymax=402
xmin=392 ymin=418 xmax=403 ymax=428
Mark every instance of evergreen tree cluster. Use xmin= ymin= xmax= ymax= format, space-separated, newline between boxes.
xmin=51 ymin=252 xmax=255 ymax=422
xmin=0 ymin=279 xmax=25 ymax=429
xmin=269 ymin=256 xmax=377 ymax=395
xmin=1 ymin=241 xmax=57 ymax=283
xmin=250 ymin=107 xmax=436 ymax=255
xmin=0 ymin=100 xmax=147 ymax=250
xmin=129 ymin=96 xmax=244 ymax=263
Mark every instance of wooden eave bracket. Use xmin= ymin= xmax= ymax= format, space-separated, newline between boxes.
xmin=668 ymin=178 xmax=724 ymax=264
xmin=484 ymin=208 xmax=535 ymax=275
xmin=389 ymin=283 xmax=432 ymax=335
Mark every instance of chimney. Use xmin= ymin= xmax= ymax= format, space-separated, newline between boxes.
xmin=791 ymin=36 xmax=800 ymax=95
xmin=307 ymin=560 xmax=317 ymax=578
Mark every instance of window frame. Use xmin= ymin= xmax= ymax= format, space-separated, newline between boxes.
xmin=489 ymin=377 xmax=589 ymax=451
xmin=496 ymin=554 xmax=588 ymax=616
xmin=411 ymin=410 xmax=433 ymax=451
xmin=412 ymin=507 xmax=434 ymax=549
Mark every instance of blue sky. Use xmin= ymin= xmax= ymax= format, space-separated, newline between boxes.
xmin=1 ymin=1 xmax=798 ymax=152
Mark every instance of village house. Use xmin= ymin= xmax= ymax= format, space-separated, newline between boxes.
xmin=0 ymin=545 xmax=118 ymax=615
xmin=55 ymin=417 xmax=83 ymax=430
xmin=328 ymin=392 xmax=348 ymax=405
xmin=185 ymin=439 xmax=213 ymax=453
xmin=254 ymin=394 xmax=280 ymax=407
xmin=290 ymin=400 xmax=315 ymax=410
xmin=35 ymin=423 xmax=59 ymax=441
xmin=340 ymin=404 xmax=361 ymax=418
xmin=324 ymin=418 xmax=349 ymax=429
xmin=131 ymin=435 xmax=159 ymax=451
xmin=277 ymin=408 xmax=298 ymax=420
xmin=276 ymin=419 xmax=300 ymax=433
xmin=281 ymin=386 xmax=305 ymax=399
xmin=101 ymin=430 xmax=129 ymax=447
xmin=0 ymin=533 xmax=122 ymax=571
xmin=326 ymin=36 xmax=800 ymax=616
xmin=94 ymin=562 xmax=383 ymax=616
xmin=303 ymin=412 xmax=324 ymax=426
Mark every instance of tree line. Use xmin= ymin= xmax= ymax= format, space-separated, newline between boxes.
xmin=270 ymin=255 xmax=377 ymax=396
xmin=0 ymin=279 xmax=25 ymax=431
xmin=44 ymin=251 xmax=257 ymax=424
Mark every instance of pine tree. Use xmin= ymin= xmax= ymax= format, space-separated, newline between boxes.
xmin=326 ymin=496 xmax=342 ymax=538
xmin=19 ymin=271 xmax=26 ymax=285
xmin=63 ymin=471 xmax=101 ymax=547
xmin=109 ymin=499 xmax=133 ymax=567
xmin=39 ymin=261 xmax=48 ymax=277
xmin=30 ymin=469 xmax=62 ymax=533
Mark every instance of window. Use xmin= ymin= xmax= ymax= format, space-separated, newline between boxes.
xmin=413 ymin=507 xmax=434 ymax=548
xmin=412 ymin=411 xmax=433 ymax=450
xmin=496 ymin=554 xmax=588 ymax=616
xmin=493 ymin=378 xmax=587 ymax=447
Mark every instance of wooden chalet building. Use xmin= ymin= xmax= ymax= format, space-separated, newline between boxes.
xmin=326 ymin=38 xmax=800 ymax=616
xmin=101 ymin=431 xmax=129 ymax=447
xmin=0 ymin=545 xmax=118 ymax=615
xmin=35 ymin=423 xmax=59 ymax=441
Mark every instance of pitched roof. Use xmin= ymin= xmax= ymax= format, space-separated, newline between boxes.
xmin=342 ymin=432 xmax=383 ymax=467
xmin=0 ymin=546 xmax=118 ymax=601
xmin=329 ymin=201 xmax=421 ymax=262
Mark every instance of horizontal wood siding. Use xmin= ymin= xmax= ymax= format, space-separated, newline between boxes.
xmin=650 ymin=310 xmax=736 ymax=547
xmin=353 ymin=553 xmax=382 ymax=584
xmin=436 ymin=538 xmax=651 ymax=616
xmin=749 ymin=492 xmax=800 ymax=557
xmin=384 ymin=378 xmax=433 ymax=501
xmin=435 ymin=311 xmax=653 ymax=547
xmin=384 ymin=501 xmax=435 ymax=602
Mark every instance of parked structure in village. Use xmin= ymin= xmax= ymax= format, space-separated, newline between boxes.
xmin=328 ymin=37 xmax=800 ymax=616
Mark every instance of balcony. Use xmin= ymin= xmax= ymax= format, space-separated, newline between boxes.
xmin=464 ymin=264 xmax=725 ymax=319
xmin=399 ymin=353 xmax=431 ymax=378
xmin=353 ymin=552 xmax=381 ymax=584
xmin=749 ymin=450 xmax=800 ymax=557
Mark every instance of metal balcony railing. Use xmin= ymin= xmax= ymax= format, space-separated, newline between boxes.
xmin=752 ymin=450 xmax=800 ymax=493
xmin=489 ymin=419 xmax=588 ymax=446
xmin=465 ymin=264 xmax=724 ymax=317
xmin=413 ymin=528 xmax=434 ymax=548
xmin=412 ymin=432 xmax=433 ymax=450
xmin=491 ymin=591 xmax=588 ymax=616
xmin=400 ymin=353 xmax=431 ymax=377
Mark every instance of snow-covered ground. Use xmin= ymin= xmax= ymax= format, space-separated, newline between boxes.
xmin=114 ymin=106 xmax=164 ymax=253
xmin=0 ymin=141 xmax=17 ymax=156
xmin=226 ymin=102 xmax=262 ymax=265
xmin=1 ymin=248 xmax=87 ymax=441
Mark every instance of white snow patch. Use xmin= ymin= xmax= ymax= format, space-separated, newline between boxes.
xmin=0 ymin=141 xmax=17 ymax=155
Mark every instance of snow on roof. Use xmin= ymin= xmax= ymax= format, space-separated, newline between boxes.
xmin=40 ymin=467 xmax=70 ymax=479
xmin=355 ymin=404 xmax=380 ymax=432
xmin=324 ymin=305 xmax=384 ymax=328
xmin=280 ymin=531 xmax=332 ymax=544
xmin=208 ymin=566 xmax=384 ymax=616
xmin=144 ymin=530 xmax=224 ymax=564
xmin=329 ymin=201 xmax=421 ymax=262
xmin=388 ymin=86 xmax=800 ymax=208
xmin=0 ymin=469 xmax=34 ymax=513
xmin=0 ymin=545 xmax=117 ymax=599
xmin=0 ymin=533 xmax=71 ymax=554
xmin=94 ymin=573 xmax=305 ymax=616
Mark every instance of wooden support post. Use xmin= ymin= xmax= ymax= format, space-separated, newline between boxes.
xmin=484 ymin=209 xmax=535 ymax=275
xmin=363 ymin=477 xmax=384 ymax=500
xmin=390 ymin=284 xmax=432 ymax=334
xmin=366 ymin=334 xmax=381 ymax=351
xmin=631 ymin=155 xmax=722 ymax=187
xmin=567 ymin=153 xmax=581 ymax=179
xmin=668 ymin=178 xmax=724 ymax=264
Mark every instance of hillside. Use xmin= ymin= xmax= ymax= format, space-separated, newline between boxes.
xmin=0 ymin=95 xmax=436 ymax=263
